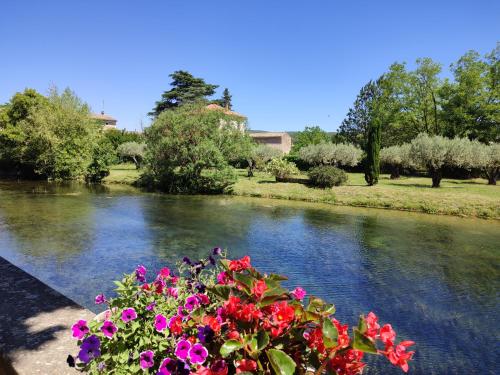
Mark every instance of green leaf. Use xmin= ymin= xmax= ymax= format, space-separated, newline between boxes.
xmin=357 ymin=315 xmax=367 ymax=334
xmin=256 ymin=330 xmax=270 ymax=350
xmin=267 ymin=349 xmax=296 ymax=375
xmin=322 ymin=319 xmax=338 ymax=348
xmin=210 ymin=285 xmax=231 ymax=300
xmin=268 ymin=273 xmax=288 ymax=281
xmin=220 ymin=340 xmax=243 ymax=357
xmin=232 ymin=272 xmax=254 ymax=291
xmin=352 ymin=328 xmax=378 ymax=354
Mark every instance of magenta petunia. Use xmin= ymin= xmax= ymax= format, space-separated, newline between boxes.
xmin=135 ymin=265 xmax=147 ymax=282
xmin=291 ymin=287 xmax=307 ymax=300
xmin=184 ymin=295 xmax=200 ymax=311
xmin=188 ymin=343 xmax=208 ymax=364
xmin=71 ymin=320 xmax=89 ymax=340
xmin=158 ymin=267 xmax=170 ymax=279
xmin=139 ymin=350 xmax=154 ymax=369
xmin=175 ymin=339 xmax=191 ymax=360
xmin=154 ymin=314 xmax=167 ymax=332
xmin=100 ymin=320 xmax=117 ymax=339
xmin=94 ymin=294 xmax=106 ymax=305
xmin=121 ymin=307 xmax=137 ymax=323
xmin=158 ymin=358 xmax=175 ymax=374
xmin=146 ymin=301 xmax=156 ymax=311
xmin=167 ymin=287 xmax=178 ymax=298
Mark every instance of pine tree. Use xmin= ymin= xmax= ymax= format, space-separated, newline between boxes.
xmin=221 ymin=88 xmax=232 ymax=110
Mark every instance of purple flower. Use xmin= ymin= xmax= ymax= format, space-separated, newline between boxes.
xmin=121 ymin=307 xmax=137 ymax=323
xmin=94 ymin=294 xmax=106 ymax=305
xmin=146 ymin=301 xmax=156 ymax=311
xmin=71 ymin=320 xmax=89 ymax=339
xmin=211 ymin=359 xmax=228 ymax=373
xmin=184 ymin=295 xmax=199 ymax=311
xmin=135 ymin=265 xmax=147 ymax=282
xmin=182 ymin=256 xmax=191 ymax=265
xmin=78 ymin=335 xmax=101 ymax=363
xmin=175 ymin=340 xmax=191 ymax=360
xmin=139 ymin=350 xmax=154 ymax=369
xmin=100 ymin=320 xmax=117 ymax=339
xmin=197 ymin=325 xmax=214 ymax=344
xmin=208 ymin=256 xmax=216 ymax=265
xmin=154 ymin=314 xmax=167 ymax=332
xmin=212 ymin=247 xmax=222 ymax=256
xmin=290 ymin=287 xmax=307 ymax=301
xmin=188 ymin=343 xmax=208 ymax=364
xmin=177 ymin=306 xmax=188 ymax=318
xmin=158 ymin=358 xmax=175 ymax=374
xmin=97 ymin=362 xmax=106 ymax=371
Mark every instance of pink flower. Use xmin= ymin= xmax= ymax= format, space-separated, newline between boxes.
xmin=197 ymin=293 xmax=210 ymax=305
xmin=94 ymin=294 xmax=106 ymax=305
xmin=121 ymin=308 xmax=137 ymax=323
xmin=189 ymin=343 xmax=208 ymax=364
xmin=146 ymin=302 xmax=156 ymax=311
xmin=71 ymin=320 xmax=89 ymax=339
xmin=139 ymin=350 xmax=154 ymax=369
xmin=365 ymin=312 xmax=380 ymax=339
xmin=100 ymin=320 xmax=117 ymax=339
xmin=184 ymin=295 xmax=200 ymax=311
xmin=385 ymin=341 xmax=415 ymax=372
xmin=154 ymin=314 xmax=167 ymax=332
xmin=290 ymin=287 xmax=306 ymax=300
xmin=167 ymin=287 xmax=178 ymax=298
xmin=158 ymin=267 xmax=170 ymax=278
xmin=175 ymin=339 xmax=191 ymax=360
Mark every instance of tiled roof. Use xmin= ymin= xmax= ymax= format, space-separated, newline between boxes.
xmin=205 ymin=104 xmax=246 ymax=118
xmin=91 ymin=113 xmax=116 ymax=121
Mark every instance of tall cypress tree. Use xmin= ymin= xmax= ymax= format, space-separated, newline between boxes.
xmin=221 ymin=88 xmax=232 ymax=110
xmin=364 ymin=119 xmax=381 ymax=185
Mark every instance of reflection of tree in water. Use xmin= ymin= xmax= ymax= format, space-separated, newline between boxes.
xmin=0 ymin=181 xmax=99 ymax=260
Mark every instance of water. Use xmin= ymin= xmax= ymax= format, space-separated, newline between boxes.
xmin=0 ymin=180 xmax=498 ymax=374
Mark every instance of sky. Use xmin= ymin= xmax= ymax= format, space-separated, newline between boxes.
xmin=1 ymin=1 xmax=499 ymax=132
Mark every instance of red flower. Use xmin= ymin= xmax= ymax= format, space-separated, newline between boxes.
xmin=224 ymin=296 xmax=262 ymax=322
xmin=197 ymin=293 xmax=210 ymax=305
xmin=167 ymin=315 xmax=183 ymax=336
xmin=380 ymin=324 xmax=396 ymax=346
xmin=332 ymin=318 xmax=350 ymax=349
xmin=365 ymin=312 xmax=380 ymax=339
xmin=203 ymin=315 xmax=221 ymax=333
xmin=229 ymin=256 xmax=251 ymax=272
xmin=227 ymin=330 xmax=240 ymax=340
xmin=235 ymin=359 xmax=257 ymax=373
xmin=304 ymin=327 xmax=326 ymax=354
xmin=251 ymin=279 xmax=267 ymax=300
xmin=264 ymin=301 xmax=295 ymax=337
xmin=328 ymin=349 xmax=366 ymax=375
xmin=385 ymin=341 xmax=415 ymax=372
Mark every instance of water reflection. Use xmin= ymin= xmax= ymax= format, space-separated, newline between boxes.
xmin=0 ymin=182 xmax=499 ymax=374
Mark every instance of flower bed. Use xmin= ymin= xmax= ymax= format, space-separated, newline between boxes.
xmin=69 ymin=250 xmax=415 ymax=374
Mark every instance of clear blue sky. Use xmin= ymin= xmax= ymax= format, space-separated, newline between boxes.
xmin=1 ymin=0 xmax=499 ymax=132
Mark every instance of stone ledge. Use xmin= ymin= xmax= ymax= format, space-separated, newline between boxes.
xmin=0 ymin=257 xmax=94 ymax=374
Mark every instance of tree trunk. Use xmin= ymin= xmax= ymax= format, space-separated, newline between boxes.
xmin=431 ymin=168 xmax=442 ymax=188
xmin=390 ymin=165 xmax=400 ymax=179
xmin=488 ymin=174 xmax=497 ymax=185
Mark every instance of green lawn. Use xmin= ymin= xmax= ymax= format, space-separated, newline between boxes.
xmin=103 ymin=164 xmax=500 ymax=219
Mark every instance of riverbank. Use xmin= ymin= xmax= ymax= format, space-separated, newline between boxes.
xmin=103 ymin=164 xmax=500 ymax=219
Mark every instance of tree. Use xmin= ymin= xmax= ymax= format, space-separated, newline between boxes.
xmin=104 ymin=129 xmax=144 ymax=149
xmin=264 ymin=158 xmax=299 ymax=181
xmin=117 ymin=141 xmax=146 ymax=169
xmin=291 ymin=126 xmax=331 ymax=153
xmin=380 ymin=144 xmax=413 ymax=179
xmin=142 ymin=104 xmax=251 ymax=193
xmin=220 ymin=88 xmax=232 ymax=110
xmin=364 ymin=120 xmax=381 ymax=185
xmin=149 ymin=71 xmax=218 ymax=117
xmin=87 ymin=137 xmax=116 ymax=182
xmin=298 ymin=142 xmax=362 ymax=168
xmin=247 ymin=144 xmax=283 ymax=177
xmin=474 ymin=143 xmax=500 ymax=185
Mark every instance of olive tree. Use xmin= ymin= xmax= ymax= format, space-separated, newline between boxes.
xmin=117 ymin=141 xmax=146 ymax=169
xmin=246 ymin=144 xmax=282 ymax=177
xmin=380 ymin=144 xmax=413 ymax=179
xmin=474 ymin=143 xmax=500 ymax=185
xmin=298 ymin=142 xmax=362 ymax=168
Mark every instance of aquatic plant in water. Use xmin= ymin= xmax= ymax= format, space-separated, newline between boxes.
xmin=69 ymin=249 xmax=415 ymax=374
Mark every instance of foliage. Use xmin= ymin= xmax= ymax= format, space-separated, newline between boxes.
xmin=142 ymin=104 xmax=251 ymax=193
xmin=69 ymin=252 xmax=415 ymax=374
xmin=86 ymin=138 xmax=116 ymax=182
xmin=474 ymin=143 xmax=500 ymax=185
xmin=149 ymin=71 xmax=219 ymax=117
xmin=291 ymin=126 xmax=331 ymax=153
xmin=298 ymin=142 xmax=362 ymax=168
xmin=0 ymin=87 xmax=112 ymax=180
xmin=308 ymin=165 xmax=348 ymax=188
xmin=212 ymin=88 xmax=233 ymax=110
xmin=380 ymin=144 xmax=413 ymax=179
xmin=247 ymin=144 xmax=283 ymax=177
xmin=117 ymin=142 xmax=146 ymax=169
xmin=264 ymin=158 xmax=300 ymax=180
xmin=364 ymin=120 xmax=381 ymax=186
xmin=339 ymin=43 xmax=500 ymax=147
xmin=104 ymin=129 xmax=144 ymax=150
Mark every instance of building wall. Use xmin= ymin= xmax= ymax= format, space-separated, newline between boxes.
xmin=250 ymin=133 xmax=292 ymax=154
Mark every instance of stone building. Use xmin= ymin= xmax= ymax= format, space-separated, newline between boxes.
xmin=249 ymin=132 xmax=293 ymax=154
xmin=91 ymin=111 xmax=117 ymax=130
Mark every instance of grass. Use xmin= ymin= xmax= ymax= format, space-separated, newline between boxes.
xmin=103 ymin=164 xmax=500 ymax=219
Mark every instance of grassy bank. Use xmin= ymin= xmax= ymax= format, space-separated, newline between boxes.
xmin=103 ymin=164 xmax=500 ymax=219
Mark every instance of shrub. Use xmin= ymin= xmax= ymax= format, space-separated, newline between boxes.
xmin=298 ymin=142 xmax=362 ymax=168
xmin=264 ymin=158 xmax=300 ymax=181
xmin=104 ymin=129 xmax=144 ymax=149
xmin=308 ymin=165 xmax=348 ymax=188
xmin=86 ymin=138 xmax=116 ymax=182
xmin=473 ymin=142 xmax=500 ymax=185
xmin=69 ymin=251 xmax=416 ymax=374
